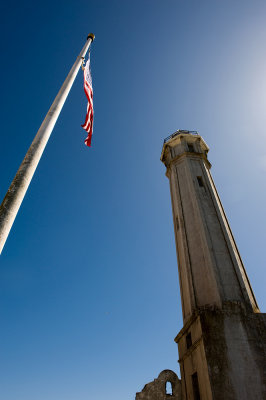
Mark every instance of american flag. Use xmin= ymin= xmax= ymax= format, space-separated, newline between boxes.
xmin=81 ymin=54 xmax=93 ymax=146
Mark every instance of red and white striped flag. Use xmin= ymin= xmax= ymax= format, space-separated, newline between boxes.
xmin=81 ymin=54 xmax=93 ymax=146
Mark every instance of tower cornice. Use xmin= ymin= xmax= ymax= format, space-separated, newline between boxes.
xmin=164 ymin=152 xmax=212 ymax=178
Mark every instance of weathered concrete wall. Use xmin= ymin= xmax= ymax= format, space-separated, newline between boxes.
xmin=175 ymin=304 xmax=266 ymax=399
xmin=201 ymin=305 xmax=266 ymax=400
xmin=136 ymin=370 xmax=182 ymax=400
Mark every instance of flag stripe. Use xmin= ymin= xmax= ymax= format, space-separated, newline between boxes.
xmin=81 ymin=54 xmax=94 ymax=147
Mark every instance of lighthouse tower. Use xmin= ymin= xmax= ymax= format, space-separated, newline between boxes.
xmin=161 ymin=130 xmax=266 ymax=400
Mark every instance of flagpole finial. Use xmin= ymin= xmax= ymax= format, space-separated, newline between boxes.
xmin=87 ymin=33 xmax=95 ymax=42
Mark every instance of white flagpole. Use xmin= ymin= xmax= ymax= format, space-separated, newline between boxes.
xmin=0 ymin=33 xmax=95 ymax=254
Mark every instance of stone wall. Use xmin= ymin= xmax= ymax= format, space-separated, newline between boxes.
xmin=135 ymin=370 xmax=182 ymax=400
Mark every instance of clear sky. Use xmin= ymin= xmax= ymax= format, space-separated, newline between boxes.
xmin=0 ymin=1 xmax=266 ymax=399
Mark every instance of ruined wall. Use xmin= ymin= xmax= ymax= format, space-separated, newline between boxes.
xmin=136 ymin=370 xmax=182 ymax=400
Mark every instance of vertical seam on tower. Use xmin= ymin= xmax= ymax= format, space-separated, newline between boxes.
xmin=169 ymin=175 xmax=186 ymax=319
xmin=175 ymin=164 xmax=198 ymax=310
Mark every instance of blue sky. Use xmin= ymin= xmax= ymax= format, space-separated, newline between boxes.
xmin=0 ymin=1 xmax=266 ymax=399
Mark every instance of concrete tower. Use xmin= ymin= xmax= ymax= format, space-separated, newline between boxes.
xmin=160 ymin=130 xmax=266 ymax=400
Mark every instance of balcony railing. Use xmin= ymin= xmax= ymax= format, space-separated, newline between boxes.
xmin=163 ymin=130 xmax=199 ymax=143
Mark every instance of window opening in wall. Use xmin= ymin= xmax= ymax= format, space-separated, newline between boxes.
xmin=197 ymin=176 xmax=204 ymax=187
xmin=175 ymin=216 xmax=179 ymax=231
xmin=186 ymin=332 xmax=192 ymax=349
xmin=192 ymin=372 xmax=201 ymax=400
xmin=166 ymin=381 xmax=173 ymax=395
xmin=188 ymin=144 xmax=194 ymax=152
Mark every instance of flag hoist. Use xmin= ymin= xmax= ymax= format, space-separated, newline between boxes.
xmin=0 ymin=34 xmax=95 ymax=254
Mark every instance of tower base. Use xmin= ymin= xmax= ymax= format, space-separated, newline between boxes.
xmin=175 ymin=303 xmax=266 ymax=400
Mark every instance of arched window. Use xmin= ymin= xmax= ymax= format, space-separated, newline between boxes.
xmin=166 ymin=381 xmax=173 ymax=395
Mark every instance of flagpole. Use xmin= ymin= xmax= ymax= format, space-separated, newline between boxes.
xmin=0 ymin=33 xmax=95 ymax=254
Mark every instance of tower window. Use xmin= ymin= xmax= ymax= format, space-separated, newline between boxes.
xmin=166 ymin=381 xmax=173 ymax=395
xmin=186 ymin=332 xmax=192 ymax=349
xmin=197 ymin=176 xmax=204 ymax=187
xmin=188 ymin=144 xmax=194 ymax=152
xmin=192 ymin=372 xmax=201 ymax=400
xmin=175 ymin=216 xmax=179 ymax=231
